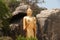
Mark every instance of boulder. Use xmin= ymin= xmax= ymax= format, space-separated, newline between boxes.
xmin=36 ymin=9 xmax=60 ymax=40
xmin=12 ymin=3 xmax=28 ymax=16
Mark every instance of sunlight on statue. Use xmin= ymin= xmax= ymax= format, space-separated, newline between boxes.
xmin=23 ymin=7 xmax=37 ymax=38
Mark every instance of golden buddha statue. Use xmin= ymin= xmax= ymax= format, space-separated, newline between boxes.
xmin=23 ymin=7 xmax=37 ymax=38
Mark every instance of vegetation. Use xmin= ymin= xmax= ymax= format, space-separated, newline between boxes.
xmin=0 ymin=0 xmax=12 ymax=36
xmin=16 ymin=35 xmax=37 ymax=40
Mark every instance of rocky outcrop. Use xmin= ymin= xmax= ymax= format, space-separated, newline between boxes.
xmin=12 ymin=3 xmax=47 ymax=16
xmin=9 ymin=3 xmax=47 ymax=40
xmin=36 ymin=9 xmax=60 ymax=40
xmin=12 ymin=3 xmax=28 ymax=16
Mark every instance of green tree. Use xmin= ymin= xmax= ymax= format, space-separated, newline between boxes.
xmin=0 ymin=0 xmax=12 ymax=36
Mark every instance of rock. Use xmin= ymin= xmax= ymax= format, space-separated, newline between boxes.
xmin=0 ymin=36 xmax=13 ymax=40
xmin=36 ymin=9 xmax=60 ymax=40
xmin=12 ymin=3 xmax=28 ymax=16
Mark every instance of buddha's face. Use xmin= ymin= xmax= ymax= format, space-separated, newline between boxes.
xmin=27 ymin=8 xmax=33 ymax=16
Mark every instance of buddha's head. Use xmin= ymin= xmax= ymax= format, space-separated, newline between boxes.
xmin=27 ymin=7 xmax=33 ymax=16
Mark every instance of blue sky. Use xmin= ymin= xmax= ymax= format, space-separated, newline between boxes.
xmin=38 ymin=0 xmax=60 ymax=9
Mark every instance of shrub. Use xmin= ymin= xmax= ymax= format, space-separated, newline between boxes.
xmin=16 ymin=35 xmax=37 ymax=40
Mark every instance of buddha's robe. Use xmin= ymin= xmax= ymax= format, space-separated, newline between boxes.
xmin=23 ymin=16 xmax=36 ymax=38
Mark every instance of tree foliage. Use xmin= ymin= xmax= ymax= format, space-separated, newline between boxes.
xmin=18 ymin=0 xmax=44 ymax=4
xmin=0 ymin=0 xmax=12 ymax=36
xmin=0 ymin=1 xmax=9 ymax=19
